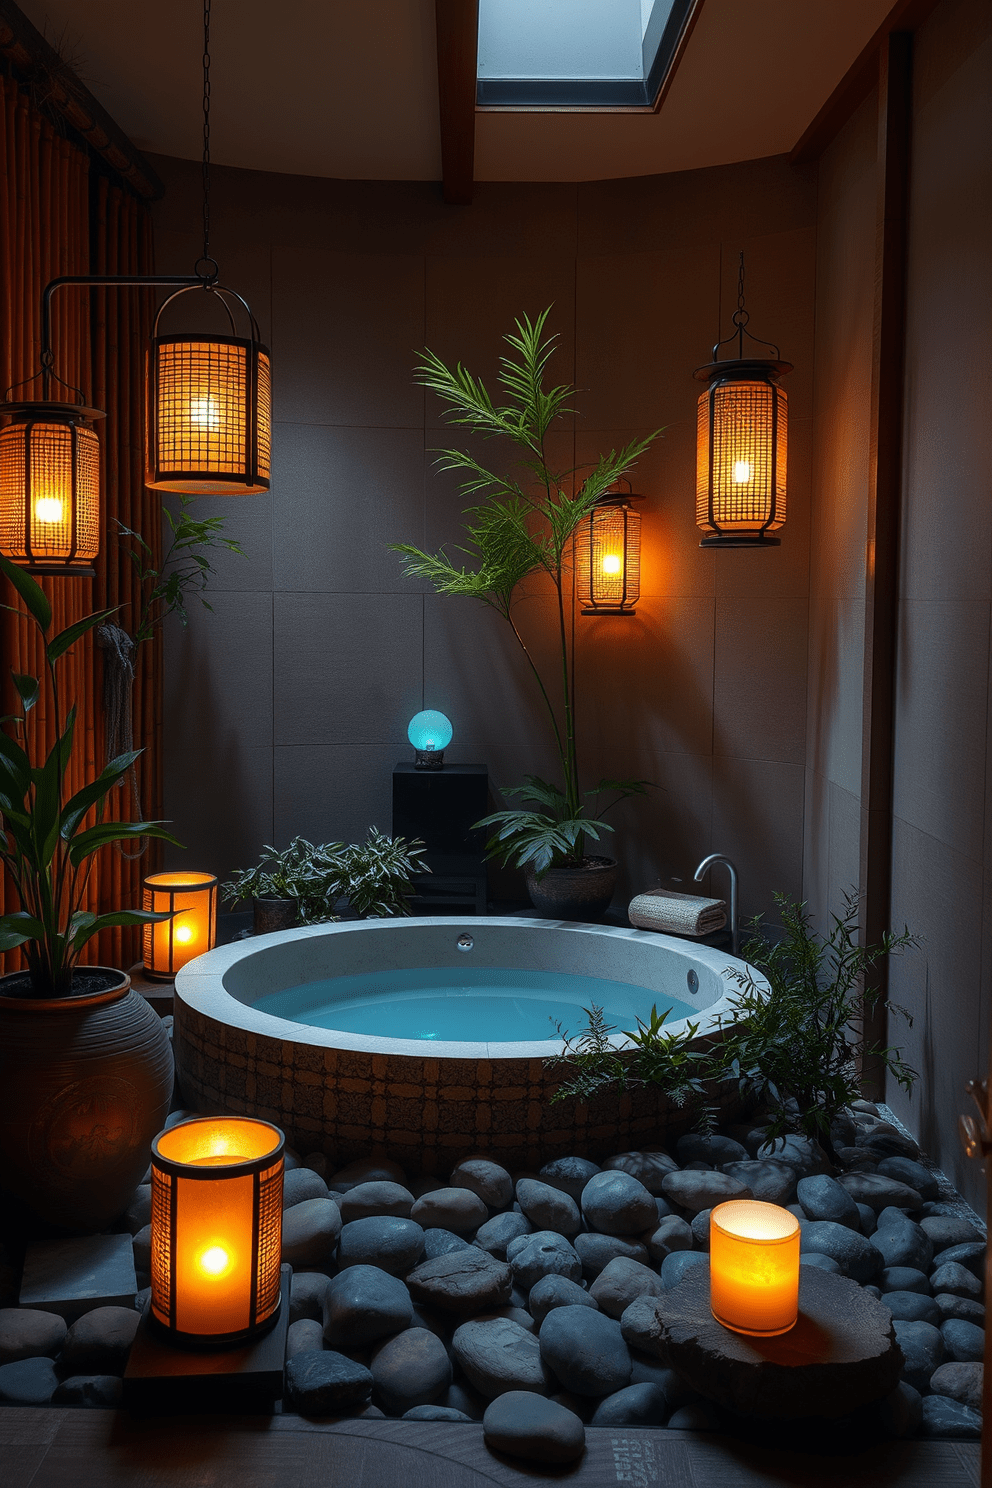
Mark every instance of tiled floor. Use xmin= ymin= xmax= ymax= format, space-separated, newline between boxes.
xmin=1 ymin=1409 xmax=980 ymax=1488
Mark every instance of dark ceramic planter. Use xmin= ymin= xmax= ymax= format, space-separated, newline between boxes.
xmin=524 ymin=856 xmax=618 ymax=922
xmin=0 ymin=967 xmax=174 ymax=1232
xmin=253 ymin=897 xmax=300 ymax=935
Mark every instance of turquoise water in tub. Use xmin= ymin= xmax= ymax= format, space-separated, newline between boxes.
xmin=252 ymin=966 xmax=694 ymax=1043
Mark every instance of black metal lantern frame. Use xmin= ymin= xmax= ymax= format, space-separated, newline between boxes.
xmin=694 ymin=253 xmax=792 ymax=549
xmin=576 ymin=487 xmax=643 ymax=615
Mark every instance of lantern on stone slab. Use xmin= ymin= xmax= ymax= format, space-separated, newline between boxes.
xmin=142 ymin=871 xmax=218 ymax=979
xmin=695 ymin=251 xmax=791 ymax=547
xmin=150 ymin=1116 xmax=284 ymax=1347
xmin=709 ymin=1199 xmax=800 ymax=1336
xmin=0 ymin=402 xmax=103 ymax=574
xmin=576 ymin=490 xmax=642 ymax=615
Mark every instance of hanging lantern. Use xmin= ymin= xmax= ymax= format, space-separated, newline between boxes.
xmin=694 ymin=252 xmax=791 ymax=547
xmin=146 ymin=286 xmax=271 ymax=496
xmin=150 ymin=1116 xmax=284 ymax=1348
xmin=0 ymin=402 xmax=104 ymax=575
xmin=576 ymin=492 xmax=642 ymax=615
xmin=142 ymin=871 xmax=218 ymax=979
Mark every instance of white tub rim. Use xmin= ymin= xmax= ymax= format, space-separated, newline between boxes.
xmin=174 ymin=916 xmax=766 ymax=1062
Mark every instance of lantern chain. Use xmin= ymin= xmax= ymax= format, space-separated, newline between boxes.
xmin=199 ymin=0 xmax=216 ymax=281
xmin=732 ymin=250 xmax=749 ymax=357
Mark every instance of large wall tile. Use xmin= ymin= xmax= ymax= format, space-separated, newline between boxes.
xmin=272 ymin=424 xmax=427 ymax=593
xmin=164 ymin=591 xmax=274 ymax=744
xmin=892 ymin=599 xmax=990 ymax=862
xmin=274 ymin=743 xmax=403 ymax=847
xmin=713 ymin=596 xmax=808 ymax=764
xmin=271 ymin=248 xmax=425 ymax=428
xmin=273 ymin=593 xmax=423 ymax=746
xmin=163 ymin=744 xmax=274 ymax=889
xmin=709 ymin=757 xmax=806 ymax=920
xmin=806 ymin=596 xmax=864 ymax=799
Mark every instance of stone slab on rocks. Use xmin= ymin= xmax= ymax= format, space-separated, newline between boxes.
xmin=483 ymin=1389 xmax=585 ymax=1464
xmin=661 ymin=1170 xmax=753 ymax=1215
xmin=406 ymin=1248 xmax=512 ymax=1315
xmin=19 ymin=1234 xmax=137 ymax=1322
xmin=452 ymin=1316 xmax=552 ymax=1399
xmin=620 ymin=1265 xmax=901 ymax=1419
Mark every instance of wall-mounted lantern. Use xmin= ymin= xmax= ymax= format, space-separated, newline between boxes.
xmin=695 ymin=253 xmax=791 ymax=547
xmin=142 ymin=871 xmax=218 ymax=979
xmin=0 ymin=402 xmax=103 ymax=574
xmin=149 ymin=1116 xmax=284 ymax=1348
xmin=576 ymin=487 xmax=642 ymax=615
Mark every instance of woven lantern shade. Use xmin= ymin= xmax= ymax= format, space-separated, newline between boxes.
xmin=146 ymin=286 xmax=271 ymax=496
xmin=150 ymin=1116 xmax=284 ymax=1348
xmin=0 ymin=404 xmax=103 ymax=574
xmin=143 ymin=871 xmax=218 ymax=979
xmin=695 ymin=364 xmax=789 ymax=546
xmin=576 ymin=497 xmax=641 ymax=615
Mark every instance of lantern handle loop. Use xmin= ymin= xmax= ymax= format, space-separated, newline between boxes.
xmin=710 ymin=250 xmax=780 ymax=364
xmin=152 ymin=282 xmax=262 ymax=344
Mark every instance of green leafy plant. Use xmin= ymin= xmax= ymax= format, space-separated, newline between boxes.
xmin=117 ymin=494 xmax=245 ymax=645
xmin=714 ymin=892 xmax=918 ymax=1156
xmin=221 ymin=830 xmax=429 ymax=924
xmin=547 ymin=890 xmax=918 ymax=1156
xmin=0 ymin=555 xmax=180 ymax=997
xmin=393 ymin=309 xmax=657 ymax=874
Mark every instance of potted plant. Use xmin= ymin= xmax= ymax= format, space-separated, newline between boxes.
xmin=393 ymin=309 xmax=657 ymax=919
xmin=0 ymin=555 xmax=179 ymax=1232
xmin=222 ymin=830 xmax=429 ymax=933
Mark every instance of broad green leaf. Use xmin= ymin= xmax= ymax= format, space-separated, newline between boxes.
xmin=0 ymin=910 xmax=45 ymax=949
xmin=12 ymin=674 xmax=39 ymax=712
xmin=69 ymin=907 xmax=174 ymax=953
xmin=46 ymin=607 xmax=118 ymax=663
xmin=0 ymin=731 xmax=31 ymax=797
xmin=60 ymin=750 xmax=143 ymax=837
xmin=0 ymin=552 xmax=51 ymax=632
xmin=68 ymin=820 xmax=182 ymax=866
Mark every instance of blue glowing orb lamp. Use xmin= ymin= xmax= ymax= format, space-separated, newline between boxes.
xmin=408 ymin=710 xmax=453 ymax=771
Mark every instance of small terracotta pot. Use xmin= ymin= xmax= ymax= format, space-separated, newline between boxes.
xmin=253 ymin=897 xmax=300 ymax=934
xmin=0 ymin=967 xmax=174 ymax=1233
xmin=525 ymin=856 xmax=619 ymax=921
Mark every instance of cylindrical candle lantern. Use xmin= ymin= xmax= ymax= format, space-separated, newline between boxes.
xmin=142 ymin=871 xmax=218 ymax=979
xmin=150 ymin=1116 xmax=284 ymax=1348
xmin=709 ymin=1199 xmax=800 ymax=1337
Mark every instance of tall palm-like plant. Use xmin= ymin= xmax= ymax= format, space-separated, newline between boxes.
xmin=393 ymin=309 xmax=660 ymax=874
xmin=0 ymin=555 xmax=179 ymax=997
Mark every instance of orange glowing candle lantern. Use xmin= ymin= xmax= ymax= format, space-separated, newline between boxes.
xmin=709 ymin=1200 xmax=800 ymax=1337
xmin=576 ymin=492 xmax=642 ymax=615
xmin=150 ymin=1116 xmax=284 ymax=1347
xmin=142 ymin=872 xmax=218 ymax=979
xmin=0 ymin=404 xmax=103 ymax=574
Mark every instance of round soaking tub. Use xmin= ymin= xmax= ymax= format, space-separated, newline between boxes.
xmin=174 ymin=917 xmax=763 ymax=1172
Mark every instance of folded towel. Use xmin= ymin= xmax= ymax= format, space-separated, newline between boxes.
xmin=628 ymin=888 xmax=726 ymax=938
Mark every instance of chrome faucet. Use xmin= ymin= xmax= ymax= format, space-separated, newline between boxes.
xmin=693 ymin=853 xmax=739 ymax=954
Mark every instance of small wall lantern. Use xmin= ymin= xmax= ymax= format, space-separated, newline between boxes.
xmin=0 ymin=402 xmax=103 ymax=574
xmin=146 ymin=288 xmax=271 ymax=496
xmin=695 ymin=253 xmax=791 ymax=547
xmin=576 ymin=488 xmax=642 ymax=615
xmin=149 ymin=1116 xmax=284 ymax=1348
xmin=709 ymin=1199 xmax=800 ymax=1336
xmin=408 ymin=709 xmax=453 ymax=770
xmin=142 ymin=871 xmax=218 ymax=979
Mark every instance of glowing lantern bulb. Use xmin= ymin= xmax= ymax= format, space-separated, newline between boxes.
xmin=174 ymin=924 xmax=194 ymax=945
xmin=34 ymin=496 xmax=64 ymax=523
xmin=199 ymin=1245 xmax=230 ymax=1277
xmin=601 ymin=553 xmax=622 ymax=574
xmin=190 ymin=396 xmax=220 ymax=430
xmin=732 ymin=460 xmax=751 ymax=484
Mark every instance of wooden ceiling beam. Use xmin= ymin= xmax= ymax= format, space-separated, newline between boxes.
xmin=435 ymin=0 xmax=478 ymax=205
xmin=789 ymin=0 xmax=940 ymax=165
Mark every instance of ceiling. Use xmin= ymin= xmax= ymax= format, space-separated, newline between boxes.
xmin=20 ymin=0 xmax=895 ymax=182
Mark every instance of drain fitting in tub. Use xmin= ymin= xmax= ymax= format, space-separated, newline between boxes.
xmin=456 ymin=933 xmax=474 ymax=952
xmin=686 ymin=969 xmax=699 ymax=995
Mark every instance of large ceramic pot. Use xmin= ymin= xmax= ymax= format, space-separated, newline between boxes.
xmin=0 ymin=967 xmax=174 ymax=1233
xmin=253 ymin=897 xmax=299 ymax=934
xmin=525 ymin=855 xmax=619 ymax=921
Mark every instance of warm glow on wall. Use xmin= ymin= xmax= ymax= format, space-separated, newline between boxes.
xmin=709 ymin=1199 xmax=800 ymax=1336
xmin=146 ymin=327 xmax=271 ymax=495
xmin=142 ymin=872 xmax=218 ymax=979
xmin=0 ymin=405 xmax=103 ymax=574
xmin=576 ymin=496 xmax=642 ymax=615
xmin=150 ymin=1116 xmax=284 ymax=1347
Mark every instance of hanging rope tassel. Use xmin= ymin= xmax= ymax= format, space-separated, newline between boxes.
xmin=97 ymin=623 xmax=147 ymax=859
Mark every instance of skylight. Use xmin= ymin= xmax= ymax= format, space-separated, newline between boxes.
xmin=476 ymin=0 xmax=698 ymax=109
